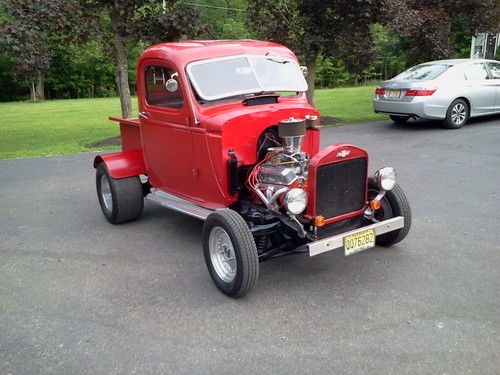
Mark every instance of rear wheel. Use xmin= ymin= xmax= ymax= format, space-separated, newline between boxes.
xmin=368 ymin=178 xmax=411 ymax=247
xmin=443 ymin=99 xmax=469 ymax=129
xmin=203 ymin=209 xmax=259 ymax=298
xmin=390 ymin=115 xmax=410 ymax=124
xmin=96 ymin=163 xmax=144 ymax=224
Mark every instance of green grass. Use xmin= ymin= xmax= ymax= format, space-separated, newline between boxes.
xmin=0 ymin=86 xmax=387 ymax=159
xmin=316 ymin=85 xmax=387 ymax=124
xmin=0 ymin=97 xmax=137 ymax=159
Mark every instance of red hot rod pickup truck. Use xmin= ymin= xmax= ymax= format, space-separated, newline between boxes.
xmin=94 ymin=40 xmax=411 ymax=297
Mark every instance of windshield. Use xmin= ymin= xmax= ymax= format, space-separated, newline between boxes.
xmin=394 ymin=63 xmax=452 ymax=81
xmin=186 ymin=54 xmax=308 ymax=101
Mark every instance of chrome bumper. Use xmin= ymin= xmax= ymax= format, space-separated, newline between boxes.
xmin=308 ymin=216 xmax=404 ymax=256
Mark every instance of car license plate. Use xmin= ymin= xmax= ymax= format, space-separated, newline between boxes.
xmin=344 ymin=229 xmax=375 ymax=256
xmin=388 ymin=90 xmax=400 ymax=98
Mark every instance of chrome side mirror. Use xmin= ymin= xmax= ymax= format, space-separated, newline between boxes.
xmin=165 ymin=72 xmax=179 ymax=92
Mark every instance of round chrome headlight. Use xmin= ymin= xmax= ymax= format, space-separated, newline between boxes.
xmin=374 ymin=167 xmax=396 ymax=191
xmin=284 ymin=188 xmax=308 ymax=215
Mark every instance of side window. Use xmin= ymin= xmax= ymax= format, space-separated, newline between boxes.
xmin=487 ymin=62 xmax=500 ymax=79
xmin=145 ymin=66 xmax=184 ymax=109
xmin=464 ymin=64 xmax=489 ymax=80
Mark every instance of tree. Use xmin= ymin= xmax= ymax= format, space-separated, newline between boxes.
xmin=0 ymin=0 xmax=87 ymax=101
xmin=248 ymin=0 xmax=384 ymax=104
xmin=387 ymin=0 xmax=499 ymax=64
xmin=82 ymin=1 xmax=208 ymax=118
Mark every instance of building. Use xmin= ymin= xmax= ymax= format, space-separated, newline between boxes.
xmin=470 ymin=33 xmax=500 ymax=59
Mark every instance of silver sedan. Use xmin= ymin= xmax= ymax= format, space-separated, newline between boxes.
xmin=373 ymin=59 xmax=500 ymax=128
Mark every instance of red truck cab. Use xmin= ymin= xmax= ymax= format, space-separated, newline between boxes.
xmin=94 ymin=40 xmax=411 ymax=297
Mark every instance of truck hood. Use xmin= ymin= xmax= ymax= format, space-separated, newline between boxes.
xmin=199 ymin=98 xmax=319 ymax=133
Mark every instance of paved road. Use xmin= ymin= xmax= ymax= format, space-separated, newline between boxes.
xmin=1 ymin=116 xmax=499 ymax=374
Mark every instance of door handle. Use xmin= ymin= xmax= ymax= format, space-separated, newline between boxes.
xmin=139 ymin=111 xmax=150 ymax=119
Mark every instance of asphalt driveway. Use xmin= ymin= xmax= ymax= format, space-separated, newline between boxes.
xmin=1 ymin=116 xmax=499 ymax=374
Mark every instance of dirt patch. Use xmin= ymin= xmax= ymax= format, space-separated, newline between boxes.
xmin=86 ymin=136 xmax=121 ymax=148
xmin=320 ymin=116 xmax=344 ymax=126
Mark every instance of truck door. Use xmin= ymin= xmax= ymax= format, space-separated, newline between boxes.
xmin=139 ymin=60 xmax=198 ymax=200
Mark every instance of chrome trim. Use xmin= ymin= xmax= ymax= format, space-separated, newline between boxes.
xmin=308 ymin=216 xmax=404 ymax=256
xmin=146 ymin=189 xmax=213 ymax=220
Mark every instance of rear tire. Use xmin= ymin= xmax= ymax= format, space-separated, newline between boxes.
xmin=443 ymin=99 xmax=469 ymax=129
xmin=203 ymin=209 xmax=259 ymax=298
xmin=390 ymin=115 xmax=410 ymax=124
xmin=96 ymin=163 xmax=144 ymax=224
xmin=368 ymin=178 xmax=411 ymax=247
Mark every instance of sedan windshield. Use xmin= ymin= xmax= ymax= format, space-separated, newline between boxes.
xmin=394 ymin=64 xmax=452 ymax=81
xmin=186 ymin=55 xmax=308 ymax=101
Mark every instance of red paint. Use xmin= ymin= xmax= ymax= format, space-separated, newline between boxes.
xmin=95 ymin=40 xmax=369 ymax=221
xmin=305 ymin=144 xmax=369 ymax=223
xmin=94 ymin=150 xmax=146 ymax=179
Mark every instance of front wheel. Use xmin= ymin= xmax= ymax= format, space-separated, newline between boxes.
xmin=203 ymin=209 xmax=259 ymax=298
xmin=368 ymin=178 xmax=411 ymax=247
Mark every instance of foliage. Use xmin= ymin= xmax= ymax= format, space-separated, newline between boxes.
xmin=247 ymin=0 xmax=384 ymax=103
xmin=387 ymin=0 xmax=499 ymax=64
xmin=315 ymin=57 xmax=353 ymax=88
xmin=0 ymin=0 xmax=91 ymax=100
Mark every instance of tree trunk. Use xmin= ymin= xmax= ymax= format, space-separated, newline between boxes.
xmin=30 ymin=80 xmax=37 ymax=102
xmin=110 ymin=1 xmax=132 ymax=119
xmin=36 ymin=71 xmax=45 ymax=100
xmin=305 ymin=53 xmax=318 ymax=106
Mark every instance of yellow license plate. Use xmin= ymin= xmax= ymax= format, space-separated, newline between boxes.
xmin=388 ymin=90 xmax=400 ymax=98
xmin=344 ymin=229 xmax=375 ymax=256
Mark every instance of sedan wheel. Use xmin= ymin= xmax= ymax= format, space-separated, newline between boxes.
xmin=444 ymin=99 xmax=469 ymax=129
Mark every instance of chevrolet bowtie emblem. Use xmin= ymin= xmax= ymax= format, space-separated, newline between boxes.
xmin=336 ymin=150 xmax=350 ymax=158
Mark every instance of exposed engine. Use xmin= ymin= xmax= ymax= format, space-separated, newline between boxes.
xmin=247 ymin=116 xmax=317 ymax=218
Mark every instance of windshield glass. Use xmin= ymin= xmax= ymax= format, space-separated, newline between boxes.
xmin=394 ymin=63 xmax=452 ymax=81
xmin=187 ymin=55 xmax=308 ymax=101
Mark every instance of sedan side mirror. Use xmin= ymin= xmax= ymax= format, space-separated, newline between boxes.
xmin=300 ymin=66 xmax=308 ymax=78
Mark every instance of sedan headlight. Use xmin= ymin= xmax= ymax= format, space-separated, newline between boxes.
xmin=374 ymin=167 xmax=396 ymax=191
xmin=284 ymin=188 xmax=308 ymax=215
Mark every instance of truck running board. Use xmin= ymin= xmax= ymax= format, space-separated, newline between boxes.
xmin=146 ymin=189 xmax=213 ymax=221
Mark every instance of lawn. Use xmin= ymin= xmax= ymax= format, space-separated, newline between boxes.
xmin=0 ymin=86 xmax=387 ymax=159
xmin=316 ymin=85 xmax=387 ymax=124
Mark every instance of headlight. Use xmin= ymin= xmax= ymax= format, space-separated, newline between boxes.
xmin=374 ymin=167 xmax=396 ymax=191
xmin=284 ymin=188 xmax=308 ymax=215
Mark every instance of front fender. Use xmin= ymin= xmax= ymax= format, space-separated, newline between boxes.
xmin=93 ymin=150 xmax=146 ymax=179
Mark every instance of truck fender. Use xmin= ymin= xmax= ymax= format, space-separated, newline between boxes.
xmin=93 ymin=150 xmax=146 ymax=179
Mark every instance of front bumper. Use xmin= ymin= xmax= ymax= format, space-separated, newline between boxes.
xmin=308 ymin=216 xmax=404 ymax=256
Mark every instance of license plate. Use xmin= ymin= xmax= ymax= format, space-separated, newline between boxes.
xmin=344 ymin=229 xmax=375 ymax=256
xmin=388 ymin=90 xmax=400 ymax=98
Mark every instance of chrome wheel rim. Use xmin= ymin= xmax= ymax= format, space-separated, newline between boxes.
xmin=100 ymin=174 xmax=113 ymax=212
xmin=451 ymin=103 xmax=466 ymax=125
xmin=209 ymin=226 xmax=237 ymax=283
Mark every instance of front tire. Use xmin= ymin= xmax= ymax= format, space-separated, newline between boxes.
xmin=443 ymin=99 xmax=469 ymax=129
xmin=96 ymin=163 xmax=144 ymax=224
xmin=203 ymin=209 xmax=259 ymax=298
xmin=390 ymin=115 xmax=410 ymax=124
xmin=368 ymin=178 xmax=411 ymax=247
